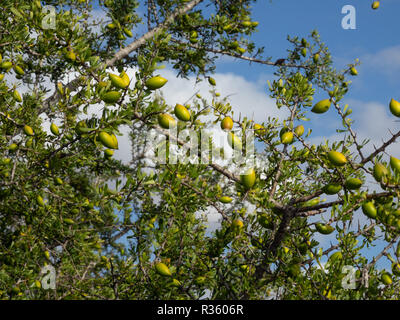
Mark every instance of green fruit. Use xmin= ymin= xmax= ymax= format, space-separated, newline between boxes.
xmin=0 ymin=74 xmax=4 ymax=81
xmin=13 ymin=89 xmax=22 ymax=102
xmin=322 ymin=183 xmax=342 ymax=195
xmin=345 ymin=178 xmax=363 ymax=190
xmin=390 ymin=156 xmax=400 ymax=172
xmin=54 ymin=177 xmax=63 ymax=185
xmin=65 ymin=50 xmax=76 ymax=62
xmin=301 ymin=48 xmax=307 ymax=57
xmin=373 ymin=162 xmax=389 ymax=182
xmin=381 ymin=273 xmax=392 ymax=285
xmin=311 ymin=99 xmax=331 ymax=114
xmin=350 ymin=67 xmax=358 ymax=76
xmin=50 ymin=123 xmax=59 ymax=136
xmin=106 ymin=23 xmax=116 ymax=29
xmin=64 ymin=218 xmax=75 ymax=225
xmin=109 ymin=73 xmax=128 ymax=89
xmin=195 ymin=276 xmax=206 ymax=285
xmin=37 ymin=195 xmax=45 ymax=207
xmin=0 ymin=61 xmax=12 ymax=70
xmin=302 ymin=198 xmax=320 ymax=207
xmin=101 ymin=91 xmax=122 ymax=103
xmin=119 ymin=71 xmax=130 ymax=87
xmin=392 ymin=263 xmax=400 ymax=276
xmin=328 ymin=251 xmax=343 ymax=262
xmin=23 ymin=125 xmax=34 ymax=136
xmin=14 ymin=65 xmax=24 ymax=76
xmin=171 ymin=278 xmax=181 ymax=287
xmin=327 ymin=150 xmax=347 ymax=166
xmin=208 ymin=77 xmax=216 ymax=86
xmin=315 ymin=223 xmax=334 ymax=235
xmin=219 ymin=196 xmax=233 ymax=203
xmin=240 ymin=168 xmax=256 ymax=189
xmin=145 ymin=76 xmax=168 ymax=90
xmin=174 ymin=104 xmax=191 ymax=121
xmin=8 ymin=143 xmax=18 ymax=152
xmin=221 ymin=117 xmax=233 ymax=131
xmin=155 ymin=262 xmax=172 ymax=276
xmin=313 ymin=54 xmax=320 ymax=63
xmin=104 ymin=149 xmax=114 ymax=157
xmin=281 ymin=131 xmax=294 ymax=144
xmin=99 ymin=131 xmax=118 ymax=149
xmin=389 ymin=98 xmax=400 ymax=117
xmin=294 ymin=125 xmax=304 ymax=137
xmin=227 ymin=132 xmax=242 ymax=150
xmin=372 ymin=1 xmax=380 ymax=10
xmin=123 ymin=27 xmax=133 ymax=37
xmin=362 ymin=202 xmax=377 ymax=219
xmin=158 ymin=113 xmax=176 ymax=129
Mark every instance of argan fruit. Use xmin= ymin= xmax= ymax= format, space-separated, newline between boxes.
xmin=155 ymin=262 xmax=172 ymax=277
xmin=44 ymin=250 xmax=50 ymax=260
xmin=110 ymin=133 xmax=118 ymax=149
xmin=8 ymin=143 xmax=18 ymax=152
xmin=145 ymin=76 xmax=168 ymax=90
xmin=232 ymin=219 xmax=244 ymax=229
xmin=281 ymin=131 xmax=294 ymax=144
xmin=315 ymin=223 xmax=334 ymax=235
xmin=0 ymin=61 xmax=12 ymax=70
xmin=253 ymin=123 xmax=265 ymax=134
xmin=311 ymin=99 xmax=331 ymax=114
xmin=101 ymin=91 xmax=122 ymax=103
xmin=322 ymin=183 xmax=342 ymax=195
xmin=227 ymin=132 xmax=242 ymax=150
xmin=64 ymin=218 xmax=75 ymax=225
xmin=23 ymin=125 xmax=34 ymax=136
xmin=208 ymin=77 xmax=216 ymax=86
xmin=219 ymin=196 xmax=233 ymax=203
xmin=37 ymin=195 xmax=45 ymax=207
xmin=106 ymin=23 xmax=116 ymax=29
xmin=65 ymin=50 xmax=76 ymax=62
xmin=109 ymin=73 xmax=128 ymax=89
xmin=158 ymin=113 xmax=176 ymax=129
xmin=99 ymin=131 xmax=118 ymax=149
xmin=221 ymin=116 xmax=233 ymax=131
xmin=13 ymin=89 xmax=22 ymax=102
xmin=389 ymin=98 xmax=400 ymax=117
xmin=174 ymin=104 xmax=191 ymax=121
xmin=171 ymin=279 xmax=181 ymax=287
xmin=381 ymin=273 xmax=392 ymax=285
xmin=362 ymin=202 xmax=377 ymax=219
xmin=372 ymin=1 xmax=380 ymax=10
xmin=327 ymin=150 xmax=347 ymax=166
xmin=104 ymin=149 xmax=114 ymax=157
xmin=25 ymin=137 xmax=33 ymax=148
xmin=294 ymin=124 xmax=304 ymax=137
xmin=195 ymin=276 xmax=206 ymax=285
xmin=50 ymin=123 xmax=59 ymax=136
xmin=54 ymin=177 xmax=63 ymax=185
xmin=350 ymin=67 xmax=358 ymax=76
xmin=313 ymin=54 xmax=320 ymax=63
xmin=14 ymin=65 xmax=24 ymax=76
xmin=390 ymin=156 xmax=400 ymax=172
xmin=328 ymin=251 xmax=343 ymax=262
xmin=392 ymin=263 xmax=400 ymax=276
xmin=119 ymin=71 xmax=130 ymax=87
xmin=345 ymin=178 xmax=363 ymax=190
xmin=301 ymin=48 xmax=307 ymax=57
xmin=241 ymin=21 xmax=252 ymax=27
xmin=0 ymin=74 xmax=4 ymax=81
xmin=373 ymin=162 xmax=389 ymax=182
xmin=35 ymin=280 xmax=41 ymax=289
xmin=123 ymin=27 xmax=133 ymax=37
xmin=240 ymin=168 xmax=256 ymax=189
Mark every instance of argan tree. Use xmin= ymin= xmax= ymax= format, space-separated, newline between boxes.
xmin=0 ymin=0 xmax=399 ymax=300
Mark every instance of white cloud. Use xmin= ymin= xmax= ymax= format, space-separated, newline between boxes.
xmin=362 ymin=45 xmax=400 ymax=76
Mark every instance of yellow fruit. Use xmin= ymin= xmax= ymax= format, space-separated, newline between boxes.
xmin=390 ymin=156 xmax=400 ymax=172
xmin=111 ymin=133 xmax=118 ymax=149
xmin=171 ymin=278 xmax=181 ymax=287
xmin=101 ymin=91 xmax=122 ymax=103
xmin=311 ymin=99 xmax=331 ymax=114
xmin=0 ymin=61 xmax=12 ymax=70
xmin=327 ymin=151 xmax=347 ymax=166
xmin=362 ymin=202 xmax=377 ymax=219
xmin=0 ymin=74 xmax=4 ymax=81
xmin=23 ymin=125 xmax=34 ymax=136
xmin=294 ymin=125 xmax=304 ymax=137
xmin=232 ymin=219 xmax=244 ymax=230
xmin=381 ymin=273 xmax=392 ymax=285
xmin=104 ymin=149 xmax=114 ymax=157
xmin=372 ymin=1 xmax=380 ymax=10
xmin=35 ymin=280 xmax=41 ymax=289
xmin=64 ymin=218 xmax=75 ymax=225
xmin=345 ymin=178 xmax=362 ymax=190
xmin=106 ymin=23 xmax=116 ymax=29
xmin=227 ymin=132 xmax=242 ymax=150
xmin=281 ymin=131 xmax=294 ymax=144
xmin=219 ymin=196 xmax=233 ymax=203
xmin=174 ymin=104 xmax=191 ymax=121
xmin=50 ymin=123 xmax=59 ymax=136
xmin=301 ymin=48 xmax=307 ymax=57
xmin=373 ymin=162 xmax=389 ymax=182
xmin=389 ymin=98 xmax=400 ymax=117
xmin=54 ymin=177 xmax=63 ymax=185
xmin=350 ymin=67 xmax=358 ymax=76
xmin=315 ymin=223 xmax=334 ymax=235
xmin=322 ymin=183 xmax=342 ymax=195
xmin=123 ymin=27 xmax=133 ymax=37
xmin=8 ymin=143 xmax=18 ymax=152
xmin=253 ymin=123 xmax=265 ymax=134
xmin=99 ymin=131 xmax=118 ymax=149
xmin=208 ymin=77 xmax=216 ymax=86
xmin=119 ymin=71 xmax=130 ymax=87
xmin=158 ymin=113 xmax=176 ymax=129
xmin=155 ymin=262 xmax=172 ymax=276
xmin=14 ymin=65 xmax=24 ymax=76
xmin=109 ymin=73 xmax=128 ymax=89
xmin=65 ymin=50 xmax=76 ymax=62
xmin=13 ymin=89 xmax=22 ymax=102
xmin=145 ymin=76 xmax=168 ymax=90
xmin=313 ymin=54 xmax=320 ymax=63
xmin=44 ymin=250 xmax=50 ymax=260
xmin=240 ymin=168 xmax=256 ymax=189
xmin=37 ymin=195 xmax=45 ymax=207
xmin=221 ymin=116 xmax=233 ymax=131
